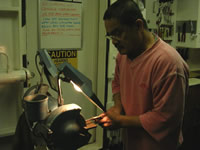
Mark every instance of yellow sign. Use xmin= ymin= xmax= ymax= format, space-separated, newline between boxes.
xmin=48 ymin=50 xmax=78 ymax=68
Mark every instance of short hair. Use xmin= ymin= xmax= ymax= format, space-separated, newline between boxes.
xmin=103 ymin=0 xmax=148 ymax=29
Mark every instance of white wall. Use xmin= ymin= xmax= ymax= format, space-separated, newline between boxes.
xmin=26 ymin=0 xmax=107 ymax=149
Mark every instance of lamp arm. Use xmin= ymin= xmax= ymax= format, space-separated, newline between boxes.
xmin=57 ymin=76 xmax=64 ymax=106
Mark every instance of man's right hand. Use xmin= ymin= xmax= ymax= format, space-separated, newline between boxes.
xmin=97 ymin=106 xmax=122 ymax=129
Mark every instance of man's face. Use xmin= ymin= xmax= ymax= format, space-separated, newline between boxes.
xmin=104 ymin=18 xmax=143 ymax=57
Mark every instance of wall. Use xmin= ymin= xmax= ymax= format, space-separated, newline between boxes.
xmin=26 ymin=0 xmax=107 ymax=149
xmin=0 ymin=0 xmax=107 ymax=150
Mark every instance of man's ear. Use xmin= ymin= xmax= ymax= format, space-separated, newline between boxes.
xmin=136 ymin=19 xmax=144 ymax=31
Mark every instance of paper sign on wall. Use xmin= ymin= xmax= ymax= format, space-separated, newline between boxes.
xmin=39 ymin=0 xmax=82 ymax=49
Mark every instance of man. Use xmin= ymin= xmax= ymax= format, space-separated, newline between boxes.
xmin=98 ymin=0 xmax=189 ymax=150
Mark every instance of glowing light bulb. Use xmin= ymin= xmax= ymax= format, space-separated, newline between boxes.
xmin=70 ymin=81 xmax=82 ymax=92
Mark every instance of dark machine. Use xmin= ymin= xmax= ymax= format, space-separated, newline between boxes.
xmin=15 ymin=49 xmax=105 ymax=150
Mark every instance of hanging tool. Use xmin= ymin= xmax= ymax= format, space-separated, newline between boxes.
xmin=181 ymin=22 xmax=186 ymax=42
xmin=178 ymin=26 xmax=181 ymax=42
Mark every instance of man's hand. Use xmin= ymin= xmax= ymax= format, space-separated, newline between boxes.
xmin=98 ymin=105 xmax=142 ymax=129
xmin=98 ymin=106 xmax=122 ymax=129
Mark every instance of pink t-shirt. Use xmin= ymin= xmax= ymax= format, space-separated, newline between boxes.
xmin=112 ymin=38 xmax=189 ymax=150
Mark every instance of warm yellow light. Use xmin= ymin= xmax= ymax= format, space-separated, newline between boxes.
xmin=70 ymin=81 xmax=82 ymax=92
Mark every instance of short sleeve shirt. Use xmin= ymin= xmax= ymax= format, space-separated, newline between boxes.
xmin=112 ymin=38 xmax=189 ymax=150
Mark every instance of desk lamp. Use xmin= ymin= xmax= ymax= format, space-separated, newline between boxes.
xmin=38 ymin=49 xmax=105 ymax=111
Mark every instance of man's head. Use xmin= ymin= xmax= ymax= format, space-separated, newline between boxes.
xmin=104 ymin=0 xmax=147 ymax=29
xmin=104 ymin=0 xmax=150 ymax=59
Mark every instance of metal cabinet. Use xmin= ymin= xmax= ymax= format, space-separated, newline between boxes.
xmin=0 ymin=0 xmax=31 ymax=137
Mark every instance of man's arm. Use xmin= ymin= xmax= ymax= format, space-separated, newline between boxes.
xmin=100 ymin=92 xmax=142 ymax=128
xmin=112 ymin=92 xmax=123 ymax=114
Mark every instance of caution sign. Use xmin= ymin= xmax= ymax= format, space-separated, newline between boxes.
xmin=48 ymin=50 xmax=78 ymax=68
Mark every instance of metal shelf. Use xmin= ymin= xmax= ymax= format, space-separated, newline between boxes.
xmin=0 ymin=6 xmax=19 ymax=12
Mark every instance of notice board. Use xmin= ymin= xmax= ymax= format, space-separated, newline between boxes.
xmin=38 ymin=0 xmax=82 ymax=49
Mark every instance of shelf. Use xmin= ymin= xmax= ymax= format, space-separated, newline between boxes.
xmin=190 ymin=71 xmax=200 ymax=78
xmin=188 ymin=63 xmax=200 ymax=72
xmin=189 ymin=78 xmax=200 ymax=86
xmin=0 ymin=6 xmax=19 ymax=12
xmin=0 ymin=126 xmax=16 ymax=137
xmin=0 ymin=70 xmax=33 ymax=84
xmin=189 ymin=68 xmax=200 ymax=72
